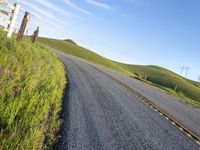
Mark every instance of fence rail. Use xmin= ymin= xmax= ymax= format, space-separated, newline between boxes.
xmin=0 ymin=0 xmax=15 ymax=9
xmin=0 ymin=0 xmax=19 ymax=37
xmin=0 ymin=9 xmax=12 ymax=16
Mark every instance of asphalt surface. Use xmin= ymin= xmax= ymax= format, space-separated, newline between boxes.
xmin=89 ymin=62 xmax=200 ymax=137
xmin=54 ymin=50 xmax=200 ymax=150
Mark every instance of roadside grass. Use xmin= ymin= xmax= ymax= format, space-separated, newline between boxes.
xmin=0 ymin=32 xmax=66 ymax=149
xmin=188 ymin=79 xmax=200 ymax=88
xmin=122 ymin=65 xmax=200 ymax=104
xmin=38 ymin=37 xmax=200 ymax=108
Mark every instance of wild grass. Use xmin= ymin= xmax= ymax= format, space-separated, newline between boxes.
xmin=0 ymin=32 xmax=66 ymax=149
xmin=38 ymin=37 xmax=200 ymax=108
xmin=123 ymin=65 xmax=200 ymax=103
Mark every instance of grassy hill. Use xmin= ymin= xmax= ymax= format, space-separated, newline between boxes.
xmin=0 ymin=33 xmax=66 ymax=149
xmin=38 ymin=37 xmax=200 ymax=108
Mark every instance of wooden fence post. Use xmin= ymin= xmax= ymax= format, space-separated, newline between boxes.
xmin=32 ymin=26 xmax=39 ymax=43
xmin=17 ymin=11 xmax=30 ymax=41
xmin=7 ymin=3 xmax=19 ymax=38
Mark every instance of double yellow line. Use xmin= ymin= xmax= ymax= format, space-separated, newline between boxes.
xmin=89 ymin=64 xmax=200 ymax=146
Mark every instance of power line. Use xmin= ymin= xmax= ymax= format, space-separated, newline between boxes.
xmin=185 ymin=67 xmax=190 ymax=78
xmin=180 ymin=66 xmax=191 ymax=78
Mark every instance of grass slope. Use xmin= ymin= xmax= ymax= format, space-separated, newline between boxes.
xmin=122 ymin=65 xmax=200 ymax=107
xmin=0 ymin=33 xmax=66 ymax=149
xmin=38 ymin=37 xmax=200 ymax=108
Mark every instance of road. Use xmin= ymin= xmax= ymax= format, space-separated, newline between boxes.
xmin=54 ymin=50 xmax=200 ymax=150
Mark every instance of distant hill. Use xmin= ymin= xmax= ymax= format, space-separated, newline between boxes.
xmin=38 ymin=37 xmax=200 ymax=108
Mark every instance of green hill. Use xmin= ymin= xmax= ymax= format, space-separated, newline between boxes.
xmin=38 ymin=37 xmax=200 ymax=108
xmin=0 ymin=33 xmax=66 ymax=149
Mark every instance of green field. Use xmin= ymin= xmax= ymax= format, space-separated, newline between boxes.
xmin=38 ymin=37 xmax=200 ymax=108
xmin=0 ymin=33 xmax=66 ymax=149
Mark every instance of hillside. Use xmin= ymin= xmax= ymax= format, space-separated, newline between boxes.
xmin=0 ymin=33 xmax=66 ymax=149
xmin=38 ymin=37 xmax=200 ymax=108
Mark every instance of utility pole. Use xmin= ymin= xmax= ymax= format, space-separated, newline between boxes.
xmin=17 ymin=11 xmax=30 ymax=41
xmin=185 ymin=67 xmax=190 ymax=78
xmin=198 ymin=75 xmax=200 ymax=83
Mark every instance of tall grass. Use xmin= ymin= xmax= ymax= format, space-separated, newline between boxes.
xmin=0 ymin=33 xmax=66 ymax=149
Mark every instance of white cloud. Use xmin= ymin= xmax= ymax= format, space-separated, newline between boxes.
xmin=61 ymin=0 xmax=94 ymax=16
xmin=85 ymin=0 xmax=112 ymax=10
xmin=19 ymin=1 xmax=54 ymax=19
xmin=16 ymin=0 xmax=73 ymax=37
xmin=19 ymin=1 xmax=71 ymax=26
xmin=34 ymin=0 xmax=72 ymax=16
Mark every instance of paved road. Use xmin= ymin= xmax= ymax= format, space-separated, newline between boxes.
xmin=54 ymin=50 xmax=200 ymax=150
xmin=89 ymin=62 xmax=200 ymax=137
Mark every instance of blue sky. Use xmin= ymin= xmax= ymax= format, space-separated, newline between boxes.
xmin=4 ymin=0 xmax=200 ymax=81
